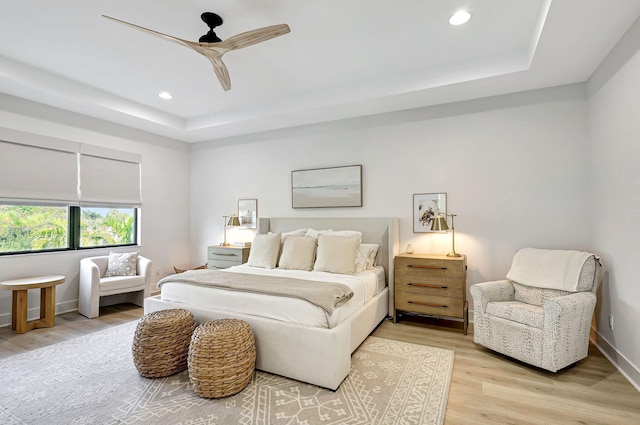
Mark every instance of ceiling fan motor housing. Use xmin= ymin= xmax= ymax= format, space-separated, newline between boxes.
xmin=199 ymin=12 xmax=223 ymax=43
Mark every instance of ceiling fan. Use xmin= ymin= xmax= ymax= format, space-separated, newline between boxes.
xmin=102 ymin=12 xmax=290 ymax=91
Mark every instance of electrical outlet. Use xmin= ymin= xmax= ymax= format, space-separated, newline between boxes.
xmin=609 ymin=315 xmax=613 ymax=330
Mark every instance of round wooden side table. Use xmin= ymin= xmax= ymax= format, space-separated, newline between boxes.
xmin=0 ymin=275 xmax=65 ymax=334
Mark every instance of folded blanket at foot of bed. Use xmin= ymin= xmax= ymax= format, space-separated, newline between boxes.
xmin=158 ymin=269 xmax=353 ymax=314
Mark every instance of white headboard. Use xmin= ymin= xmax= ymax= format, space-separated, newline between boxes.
xmin=258 ymin=217 xmax=400 ymax=315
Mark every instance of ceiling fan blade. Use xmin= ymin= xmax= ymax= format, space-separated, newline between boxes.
xmin=219 ymin=24 xmax=290 ymax=51
xmin=206 ymin=56 xmax=232 ymax=91
xmin=102 ymin=15 xmax=196 ymax=51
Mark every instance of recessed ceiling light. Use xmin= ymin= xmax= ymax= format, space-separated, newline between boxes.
xmin=158 ymin=91 xmax=172 ymax=100
xmin=449 ymin=10 xmax=471 ymax=26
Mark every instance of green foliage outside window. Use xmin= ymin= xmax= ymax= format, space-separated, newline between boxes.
xmin=0 ymin=205 xmax=68 ymax=252
xmin=80 ymin=208 xmax=135 ymax=247
xmin=0 ymin=205 xmax=136 ymax=254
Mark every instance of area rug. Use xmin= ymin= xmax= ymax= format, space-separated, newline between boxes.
xmin=0 ymin=321 xmax=454 ymax=425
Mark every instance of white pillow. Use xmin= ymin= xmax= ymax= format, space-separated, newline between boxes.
xmin=105 ymin=251 xmax=138 ymax=277
xmin=247 ymin=233 xmax=281 ymax=269
xmin=313 ymin=234 xmax=360 ymax=275
xmin=355 ymin=243 xmax=381 ymax=271
xmin=278 ymin=236 xmax=317 ymax=271
xmin=305 ymin=228 xmax=332 ymax=238
xmin=305 ymin=228 xmax=362 ymax=240
xmin=328 ymin=229 xmax=362 ymax=239
xmin=278 ymin=228 xmax=307 ymax=244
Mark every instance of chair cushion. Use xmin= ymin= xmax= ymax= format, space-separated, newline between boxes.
xmin=512 ymin=283 xmax=571 ymax=307
xmin=486 ymin=301 xmax=544 ymax=329
xmin=100 ymin=275 xmax=145 ymax=293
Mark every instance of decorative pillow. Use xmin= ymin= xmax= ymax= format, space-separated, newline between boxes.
xmin=247 ymin=233 xmax=281 ymax=269
xmin=328 ymin=229 xmax=362 ymax=239
xmin=355 ymin=243 xmax=380 ymax=271
xmin=279 ymin=228 xmax=307 ymax=243
xmin=105 ymin=251 xmax=139 ymax=277
xmin=305 ymin=229 xmax=362 ymax=240
xmin=313 ymin=235 xmax=360 ymax=275
xmin=278 ymin=236 xmax=317 ymax=271
xmin=305 ymin=228 xmax=332 ymax=238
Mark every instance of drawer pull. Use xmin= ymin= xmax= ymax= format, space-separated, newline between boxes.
xmin=408 ymin=301 xmax=448 ymax=308
xmin=407 ymin=283 xmax=448 ymax=289
xmin=212 ymin=253 xmax=237 ymax=257
xmin=407 ymin=265 xmax=447 ymax=270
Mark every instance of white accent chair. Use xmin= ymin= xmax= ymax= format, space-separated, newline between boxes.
xmin=79 ymin=255 xmax=152 ymax=318
xmin=470 ymin=249 xmax=602 ymax=372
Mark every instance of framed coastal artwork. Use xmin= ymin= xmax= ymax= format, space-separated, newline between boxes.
xmin=238 ymin=198 xmax=257 ymax=229
xmin=291 ymin=165 xmax=362 ymax=208
xmin=413 ymin=192 xmax=447 ymax=232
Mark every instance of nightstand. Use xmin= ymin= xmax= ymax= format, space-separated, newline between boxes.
xmin=393 ymin=253 xmax=468 ymax=334
xmin=207 ymin=246 xmax=250 ymax=269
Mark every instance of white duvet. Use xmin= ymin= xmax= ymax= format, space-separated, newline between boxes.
xmin=160 ymin=264 xmax=386 ymax=329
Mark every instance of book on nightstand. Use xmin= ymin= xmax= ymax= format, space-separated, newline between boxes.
xmin=233 ymin=242 xmax=252 ymax=247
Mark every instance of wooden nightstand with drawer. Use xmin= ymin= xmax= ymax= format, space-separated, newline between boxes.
xmin=394 ymin=253 xmax=468 ymax=334
xmin=207 ymin=246 xmax=250 ymax=269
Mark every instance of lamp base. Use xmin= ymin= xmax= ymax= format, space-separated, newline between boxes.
xmin=220 ymin=242 xmax=231 ymax=247
xmin=447 ymin=252 xmax=461 ymax=257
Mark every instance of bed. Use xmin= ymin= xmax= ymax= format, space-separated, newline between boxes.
xmin=144 ymin=217 xmax=399 ymax=390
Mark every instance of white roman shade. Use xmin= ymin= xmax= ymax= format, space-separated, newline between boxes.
xmin=79 ymin=145 xmax=142 ymax=207
xmin=0 ymin=134 xmax=79 ymax=205
xmin=0 ymin=128 xmax=142 ymax=208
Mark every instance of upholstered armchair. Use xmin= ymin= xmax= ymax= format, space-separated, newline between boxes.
xmin=79 ymin=254 xmax=152 ymax=318
xmin=470 ymin=248 xmax=602 ymax=372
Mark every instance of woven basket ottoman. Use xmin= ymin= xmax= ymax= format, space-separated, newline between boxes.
xmin=132 ymin=308 xmax=196 ymax=378
xmin=188 ymin=319 xmax=256 ymax=398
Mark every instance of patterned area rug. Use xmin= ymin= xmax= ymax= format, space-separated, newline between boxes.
xmin=0 ymin=321 xmax=453 ymax=425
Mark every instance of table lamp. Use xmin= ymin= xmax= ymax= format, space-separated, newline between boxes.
xmin=221 ymin=214 xmax=240 ymax=246
xmin=431 ymin=213 xmax=461 ymax=257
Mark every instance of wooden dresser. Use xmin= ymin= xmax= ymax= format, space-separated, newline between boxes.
xmin=207 ymin=246 xmax=250 ymax=269
xmin=394 ymin=253 xmax=468 ymax=334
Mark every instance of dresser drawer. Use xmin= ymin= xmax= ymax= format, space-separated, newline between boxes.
xmin=395 ymin=291 xmax=464 ymax=318
xmin=395 ymin=277 xmax=463 ymax=298
xmin=207 ymin=246 xmax=250 ymax=262
xmin=395 ymin=256 xmax=464 ymax=279
xmin=207 ymin=259 xmax=239 ymax=270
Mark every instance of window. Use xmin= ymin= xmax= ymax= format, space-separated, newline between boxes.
xmin=0 ymin=132 xmax=142 ymax=255
xmin=0 ymin=205 xmax=69 ymax=254
xmin=0 ymin=204 xmax=137 ymax=255
xmin=80 ymin=207 xmax=136 ymax=248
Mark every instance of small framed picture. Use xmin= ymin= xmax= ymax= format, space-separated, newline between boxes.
xmin=413 ymin=193 xmax=447 ymax=233
xmin=238 ymin=199 xmax=257 ymax=229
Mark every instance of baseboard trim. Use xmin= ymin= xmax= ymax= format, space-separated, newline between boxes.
xmin=0 ymin=300 xmax=78 ymax=328
xmin=591 ymin=329 xmax=640 ymax=392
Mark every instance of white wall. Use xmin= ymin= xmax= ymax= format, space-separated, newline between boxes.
xmin=0 ymin=109 xmax=191 ymax=326
xmin=587 ymin=16 xmax=640 ymax=387
xmin=190 ymin=84 xmax=591 ymax=306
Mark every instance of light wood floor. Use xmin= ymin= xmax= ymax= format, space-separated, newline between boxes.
xmin=1 ymin=306 xmax=638 ymax=425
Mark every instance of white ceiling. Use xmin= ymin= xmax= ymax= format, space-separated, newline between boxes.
xmin=1 ymin=0 xmax=640 ymax=143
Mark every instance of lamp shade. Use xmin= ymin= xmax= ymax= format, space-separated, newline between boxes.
xmin=228 ymin=215 xmax=240 ymax=226
xmin=431 ymin=215 xmax=449 ymax=231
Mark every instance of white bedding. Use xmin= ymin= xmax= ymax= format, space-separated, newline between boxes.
xmin=160 ymin=265 xmax=386 ymax=329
